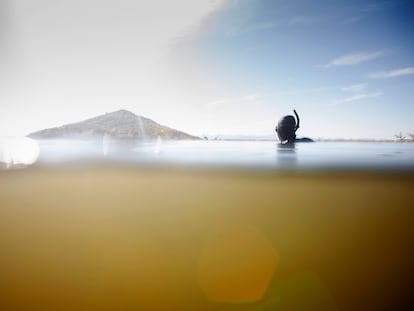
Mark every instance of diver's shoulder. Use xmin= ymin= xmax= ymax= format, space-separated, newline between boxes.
xmin=295 ymin=137 xmax=314 ymax=142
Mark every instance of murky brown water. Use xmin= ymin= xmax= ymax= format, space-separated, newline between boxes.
xmin=1 ymin=166 xmax=413 ymax=310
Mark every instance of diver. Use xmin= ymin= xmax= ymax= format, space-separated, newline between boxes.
xmin=275 ymin=109 xmax=313 ymax=144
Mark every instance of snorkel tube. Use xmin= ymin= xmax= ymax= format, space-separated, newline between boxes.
xmin=293 ymin=109 xmax=300 ymax=131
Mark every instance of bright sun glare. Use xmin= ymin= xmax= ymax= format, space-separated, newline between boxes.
xmin=0 ymin=137 xmax=40 ymax=168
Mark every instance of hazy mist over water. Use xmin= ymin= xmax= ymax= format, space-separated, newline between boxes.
xmin=1 ymin=139 xmax=412 ymax=171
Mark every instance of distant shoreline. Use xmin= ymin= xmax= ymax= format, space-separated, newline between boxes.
xmin=315 ymin=139 xmax=414 ymax=143
xmin=205 ymin=137 xmax=414 ymax=143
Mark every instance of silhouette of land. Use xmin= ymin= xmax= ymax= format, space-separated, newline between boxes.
xmin=28 ymin=110 xmax=199 ymax=141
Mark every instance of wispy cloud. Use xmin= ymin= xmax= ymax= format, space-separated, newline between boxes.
xmin=225 ymin=0 xmax=240 ymax=9
xmin=342 ymin=84 xmax=367 ymax=92
xmin=289 ymin=16 xmax=319 ymax=25
xmin=332 ymin=92 xmax=382 ymax=105
xmin=206 ymin=94 xmax=262 ymax=109
xmin=274 ymin=87 xmax=332 ymax=96
xmin=173 ymin=0 xmax=235 ymax=41
xmin=344 ymin=1 xmax=407 ymax=24
xmin=342 ymin=15 xmax=365 ymax=24
xmin=369 ymin=67 xmax=414 ymax=79
xmin=360 ymin=1 xmax=403 ymax=13
xmin=248 ymin=15 xmax=319 ymax=32
xmin=249 ymin=21 xmax=283 ymax=31
xmin=323 ymin=49 xmax=391 ymax=68
xmin=209 ymin=0 xmax=234 ymax=10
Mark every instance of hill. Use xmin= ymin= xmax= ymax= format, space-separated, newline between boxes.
xmin=28 ymin=110 xmax=199 ymax=140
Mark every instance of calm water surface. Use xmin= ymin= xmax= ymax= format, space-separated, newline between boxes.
xmin=32 ymin=139 xmax=414 ymax=171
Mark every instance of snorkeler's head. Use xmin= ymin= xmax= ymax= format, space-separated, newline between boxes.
xmin=275 ymin=110 xmax=299 ymax=143
xmin=276 ymin=116 xmax=296 ymax=143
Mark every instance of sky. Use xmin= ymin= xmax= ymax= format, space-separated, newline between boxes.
xmin=1 ymin=0 xmax=413 ymax=139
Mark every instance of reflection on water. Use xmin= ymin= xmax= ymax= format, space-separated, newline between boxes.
xmin=24 ymin=139 xmax=414 ymax=170
xmin=1 ymin=138 xmax=414 ymax=171
xmin=276 ymin=143 xmax=297 ymax=169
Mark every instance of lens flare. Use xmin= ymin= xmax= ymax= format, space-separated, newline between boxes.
xmin=0 ymin=137 xmax=40 ymax=168
xmin=197 ymin=224 xmax=278 ymax=303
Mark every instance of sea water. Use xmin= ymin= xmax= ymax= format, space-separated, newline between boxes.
xmin=1 ymin=138 xmax=414 ymax=310
xmin=30 ymin=139 xmax=414 ymax=171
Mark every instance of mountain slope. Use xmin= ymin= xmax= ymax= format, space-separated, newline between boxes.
xmin=28 ymin=110 xmax=199 ymax=140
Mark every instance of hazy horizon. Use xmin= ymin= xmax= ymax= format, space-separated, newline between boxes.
xmin=19 ymin=108 xmax=413 ymax=141
xmin=1 ymin=0 xmax=413 ymax=140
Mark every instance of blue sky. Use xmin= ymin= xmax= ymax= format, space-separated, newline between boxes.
xmin=0 ymin=0 xmax=413 ymax=139
xmin=182 ymin=0 xmax=414 ymax=139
